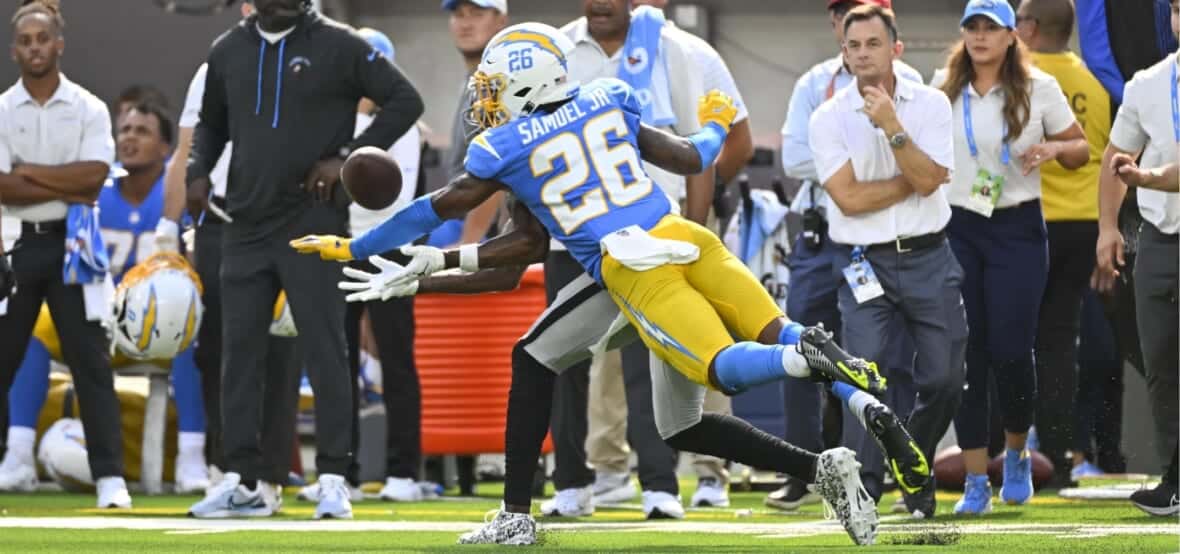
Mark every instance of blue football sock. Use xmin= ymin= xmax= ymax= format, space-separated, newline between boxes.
xmin=712 ymin=342 xmax=787 ymax=394
xmin=778 ymin=322 xmax=804 ymax=346
xmin=171 ymin=346 xmax=206 ymax=433
xmin=9 ymin=341 xmax=51 ymax=429
xmin=831 ymin=381 xmax=858 ymax=403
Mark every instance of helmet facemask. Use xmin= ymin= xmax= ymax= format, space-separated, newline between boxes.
xmin=468 ymin=71 xmax=512 ymax=131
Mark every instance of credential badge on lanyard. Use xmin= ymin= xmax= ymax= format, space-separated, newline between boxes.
xmin=963 ymin=87 xmax=1009 ymax=218
xmin=843 ymin=246 xmax=885 ymax=304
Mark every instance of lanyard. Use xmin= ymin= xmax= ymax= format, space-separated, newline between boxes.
xmin=851 ymin=245 xmax=865 ymax=262
xmin=963 ymin=88 xmax=1010 ymax=166
xmin=1171 ymin=62 xmax=1179 ymax=143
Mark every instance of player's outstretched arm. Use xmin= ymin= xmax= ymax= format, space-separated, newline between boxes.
xmin=292 ymin=173 xmax=504 ymax=261
xmin=636 ymin=90 xmax=737 ymax=177
xmin=637 ymin=124 xmax=707 ymax=175
xmin=339 ymin=201 xmax=548 ymax=301
xmin=438 ymin=199 xmax=549 ymax=272
xmin=418 ymin=203 xmax=549 ymax=293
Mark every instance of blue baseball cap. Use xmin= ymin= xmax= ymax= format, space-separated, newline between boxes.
xmin=441 ymin=0 xmax=508 ymax=14
xmin=960 ymin=0 xmax=1016 ymax=29
xmin=358 ymin=27 xmax=395 ymax=62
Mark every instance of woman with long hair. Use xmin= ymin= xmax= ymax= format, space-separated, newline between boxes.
xmin=932 ymin=0 xmax=1088 ymax=515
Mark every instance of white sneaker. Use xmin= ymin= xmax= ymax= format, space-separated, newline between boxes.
xmin=642 ymin=490 xmax=685 ymax=519
xmin=297 ymin=480 xmax=364 ymax=502
xmin=259 ymin=481 xmax=283 ymax=513
xmin=314 ymin=474 xmax=354 ymax=519
xmin=690 ymin=477 xmax=730 ymax=507
xmin=0 ymin=452 xmax=38 ymax=492
xmin=815 ymin=448 xmax=878 ymax=546
xmin=380 ymin=477 xmax=423 ymax=502
xmin=175 ymin=461 xmax=211 ymax=495
xmin=187 ymin=472 xmax=273 ymax=518
xmin=95 ymin=476 xmax=132 ymax=509
xmin=458 ymin=507 xmax=537 ymax=545
xmin=591 ymin=471 xmax=636 ymax=505
xmin=540 ymin=486 xmax=594 ymax=517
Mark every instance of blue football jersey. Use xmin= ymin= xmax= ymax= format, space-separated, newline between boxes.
xmin=99 ymin=173 xmax=166 ymax=282
xmin=465 ymin=79 xmax=672 ymax=281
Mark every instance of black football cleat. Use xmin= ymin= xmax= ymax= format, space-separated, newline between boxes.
xmin=797 ymin=325 xmax=887 ymax=397
xmin=864 ymin=404 xmax=929 ymax=495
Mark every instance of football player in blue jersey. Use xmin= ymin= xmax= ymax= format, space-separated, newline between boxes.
xmin=0 ymin=104 xmax=210 ymax=494
xmin=293 ymin=22 xmax=891 ymax=545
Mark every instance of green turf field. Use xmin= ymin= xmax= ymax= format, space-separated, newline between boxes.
xmin=0 ymin=481 xmax=1175 ymax=552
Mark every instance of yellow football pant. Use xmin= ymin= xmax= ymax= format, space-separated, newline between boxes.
xmin=600 ymin=215 xmax=784 ymax=387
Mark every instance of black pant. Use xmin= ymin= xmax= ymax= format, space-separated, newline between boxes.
xmin=0 ymin=228 xmax=123 ymax=479
xmin=1034 ymin=221 xmax=1097 ymax=471
xmin=194 ymin=222 xmax=300 ymax=483
xmin=345 ymin=255 xmax=420 ymax=481
xmin=220 ymin=204 xmax=353 ymax=480
xmin=546 ymin=250 xmax=678 ymax=494
xmin=1074 ymin=289 xmax=1126 ymax=472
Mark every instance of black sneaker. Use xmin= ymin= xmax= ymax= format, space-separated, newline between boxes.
xmin=903 ymin=478 xmax=937 ymax=520
xmin=797 ymin=325 xmax=887 ymax=397
xmin=764 ymin=478 xmax=818 ymax=511
xmin=864 ymin=404 xmax=929 ymax=495
xmin=1130 ymin=481 xmax=1179 ymax=517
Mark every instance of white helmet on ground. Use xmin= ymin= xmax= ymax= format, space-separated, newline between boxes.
xmin=469 ymin=22 xmax=579 ymax=130
xmin=109 ymin=252 xmax=204 ymax=361
xmin=269 ymin=290 xmax=298 ymax=337
xmin=38 ymin=418 xmax=94 ymax=493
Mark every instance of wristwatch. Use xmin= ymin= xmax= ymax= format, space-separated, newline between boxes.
xmin=888 ymin=132 xmax=909 ymax=149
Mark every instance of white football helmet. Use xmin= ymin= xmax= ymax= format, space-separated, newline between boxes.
xmin=469 ymin=22 xmax=579 ymax=130
xmin=38 ymin=418 xmax=94 ymax=493
xmin=109 ymin=252 xmax=204 ymax=361
xmin=269 ymin=290 xmax=298 ymax=337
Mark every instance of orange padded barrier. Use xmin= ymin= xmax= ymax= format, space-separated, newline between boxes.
xmin=414 ymin=264 xmax=553 ymax=455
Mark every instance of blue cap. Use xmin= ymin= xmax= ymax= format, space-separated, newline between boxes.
xmin=358 ymin=27 xmax=395 ymax=62
xmin=441 ymin=0 xmax=508 ymax=14
xmin=960 ymin=0 xmax=1016 ymax=29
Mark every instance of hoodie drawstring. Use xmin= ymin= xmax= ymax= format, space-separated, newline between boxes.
xmin=255 ymin=39 xmax=266 ymax=116
xmin=273 ymin=37 xmax=286 ymax=129
xmin=255 ymin=36 xmax=287 ymax=128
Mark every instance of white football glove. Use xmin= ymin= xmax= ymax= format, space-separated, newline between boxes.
xmin=339 ymin=255 xmax=421 ymax=303
xmin=386 ymin=244 xmax=447 ymax=287
xmin=153 ymin=219 xmax=180 ymax=254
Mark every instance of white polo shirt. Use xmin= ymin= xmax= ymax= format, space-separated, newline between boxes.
xmin=931 ymin=68 xmax=1076 ymax=210
xmin=0 ymin=74 xmax=114 ymax=222
xmin=180 ymin=63 xmax=231 ymax=197
xmin=1109 ymin=52 xmax=1180 ymax=234
xmin=561 ymin=17 xmax=703 ymax=203
xmin=665 ymin=23 xmax=748 ymax=124
xmin=809 ymin=74 xmax=956 ymax=246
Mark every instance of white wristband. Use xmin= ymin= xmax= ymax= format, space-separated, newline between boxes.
xmin=459 ymin=244 xmax=480 ymax=273
xmin=155 ymin=218 xmax=179 ymax=238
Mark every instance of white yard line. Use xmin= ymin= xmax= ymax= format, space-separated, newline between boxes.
xmin=0 ymin=516 xmax=1173 ymax=540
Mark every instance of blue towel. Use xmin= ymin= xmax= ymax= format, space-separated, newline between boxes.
xmin=63 ymin=203 xmax=109 ymax=285
xmin=738 ymin=190 xmax=790 ymax=264
xmin=616 ymin=6 xmax=677 ymax=127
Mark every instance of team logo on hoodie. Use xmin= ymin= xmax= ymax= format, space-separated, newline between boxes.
xmin=288 ymin=56 xmax=312 ymax=75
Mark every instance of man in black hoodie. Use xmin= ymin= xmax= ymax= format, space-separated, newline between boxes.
xmin=185 ymin=0 xmax=423 ymax=520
